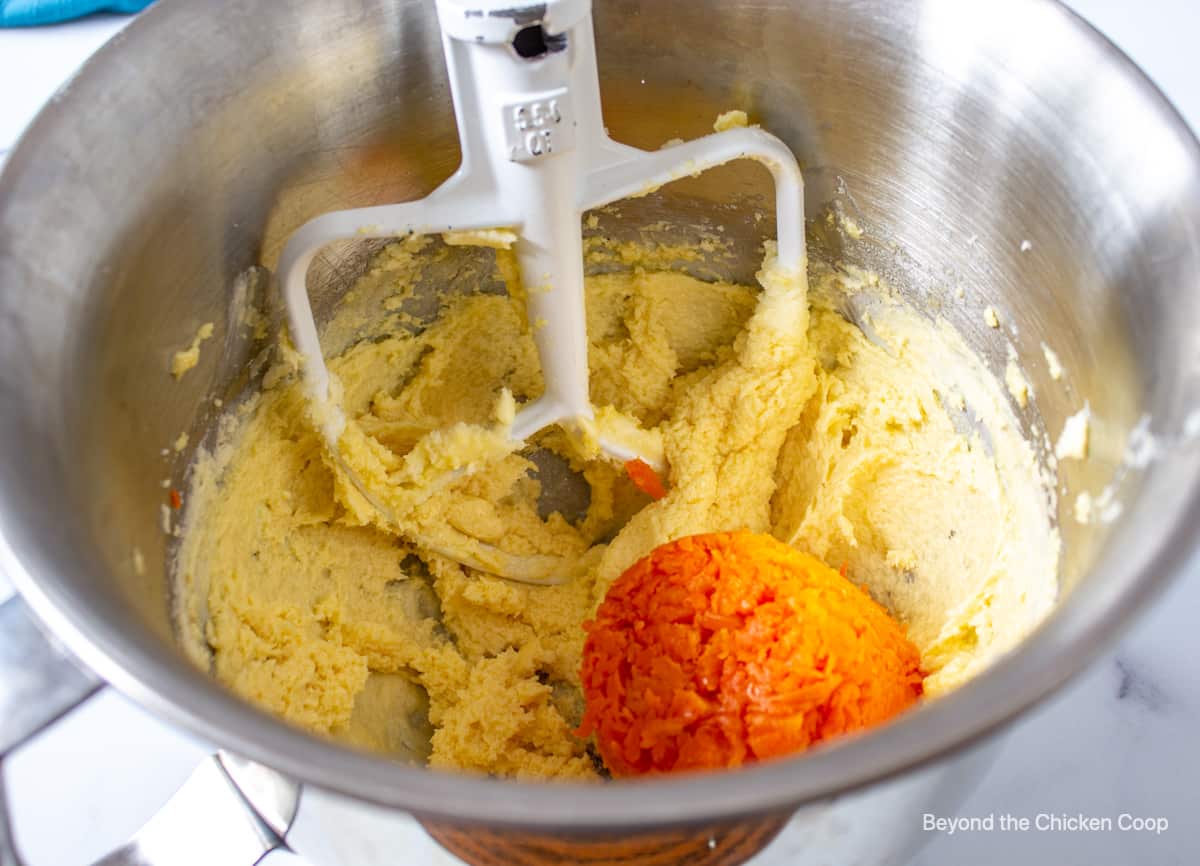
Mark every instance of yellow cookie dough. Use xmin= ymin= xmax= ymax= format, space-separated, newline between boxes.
xmin=171 ymin=321 xmax=214 ymax=379
xmin=176 ymin=234 xmax=1059 ymax=780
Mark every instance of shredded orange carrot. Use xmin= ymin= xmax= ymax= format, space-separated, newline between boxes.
xmin=624 ymin=459 xmax=667 ymax=500
xmin=578 ymin=530 xmax=923 ymax=776
xmin=169 ymin=489 xmax=182 ymax=510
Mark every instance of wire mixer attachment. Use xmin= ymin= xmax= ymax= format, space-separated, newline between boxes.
xmin=279 ymin=0 xmax=806 ymax=583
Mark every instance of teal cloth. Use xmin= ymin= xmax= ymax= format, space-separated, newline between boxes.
xmin=0 ymin=0 xmax=153 ymax=26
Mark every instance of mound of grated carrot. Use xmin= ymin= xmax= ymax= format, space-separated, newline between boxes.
xmin=578 ymin=530 xmax=924 ymax=776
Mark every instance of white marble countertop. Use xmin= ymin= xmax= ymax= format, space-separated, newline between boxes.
xmin=1 ymin=2 xmax=1197 ymax=865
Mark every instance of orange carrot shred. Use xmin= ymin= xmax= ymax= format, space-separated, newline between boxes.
xmin=624 ymin=459 xmax=667 ymax=500
xmin=578 ymin=531 xmax=923 ymax=776
xmin=169 ymin=489 xmax=182 ymax=510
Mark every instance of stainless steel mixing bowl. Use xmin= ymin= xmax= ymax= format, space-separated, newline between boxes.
xmin=1 ymin=1 xmax=1199 ymax=864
